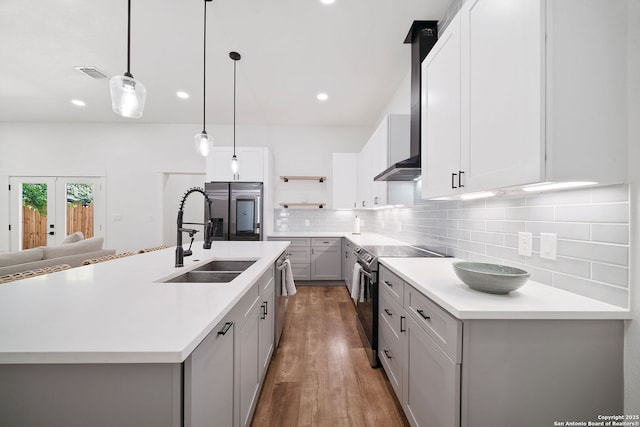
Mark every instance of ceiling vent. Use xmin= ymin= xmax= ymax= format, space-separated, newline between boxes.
xmin=73 ymin=66 xmax=108 ymax=79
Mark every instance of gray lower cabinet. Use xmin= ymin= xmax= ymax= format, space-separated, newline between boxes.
xmin=184 ymin=317 xmax=234 ymax=427
xmin=269 ymin=237 xmax=311 ymax=280
xmin=258 ymin=267 xmax=275 ymax=379
xmin=310 ymin=238 xmax=342 ymax=280
xmin=378 ymin=264 xmax=624 ymax=427
xmin=343 ymin=239 xmax=357 ymax=293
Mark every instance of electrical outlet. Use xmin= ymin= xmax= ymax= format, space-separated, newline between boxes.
xmin=518 ymin=232 xmax=532 ymax=256
xmin=304 ymin=219 xmax=310 ymax=227
xmin=540 ymin=233 xmax=557 ymax=260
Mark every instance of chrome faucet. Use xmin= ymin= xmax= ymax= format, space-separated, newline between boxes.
xmin=175 ymin=187 xmax=215 ymax=267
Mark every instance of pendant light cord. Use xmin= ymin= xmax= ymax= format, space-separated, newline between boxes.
xmin=233 ymin=57 xmax=236 ymax=156
xmin=202 ymin=0 xmax=207 ymax=133
xmin=126 ymin=0 xmax=132 ymax=77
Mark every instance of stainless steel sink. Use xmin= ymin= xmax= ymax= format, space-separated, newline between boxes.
xmin=159 ymin=259 xmax=257 ymax=283
xmin=192 ymin=260 xmax=256 ymax=272
xmin=163 ymin=271 xmax=241 ymax=283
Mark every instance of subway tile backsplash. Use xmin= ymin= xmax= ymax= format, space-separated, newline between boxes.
xmin=273 ymin=184 xmax=630 ymax=308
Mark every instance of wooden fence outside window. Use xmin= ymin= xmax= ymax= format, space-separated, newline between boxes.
xmin=22 ymin=204 xmax=94 ymax=249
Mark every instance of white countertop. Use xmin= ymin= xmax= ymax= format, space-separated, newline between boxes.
xmin=0 ymin=241 xmax=289 ymax=364
xmin=380 ymin=257 xmax=631 ymax=320
xmin=268 ymin=231 xmax=409 ymax=246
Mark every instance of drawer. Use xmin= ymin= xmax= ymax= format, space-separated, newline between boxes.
xmin=405 ymin=285 xmax=462 ymax=363
xmin=291 ymin=264 xmax=310 ymax=281
xmin=311 ymin=237 xmax=341 ymax=248
xmin=378 ymin=313 xmax=403 ymax=398
xmin=269 ymin=237 xmax=310 ymax=247
xmin=379 ymin=287 xmax=404 ymax=337
xmin=379 ymin=265 xmax=404 ymax=305
xmin=286 ymin=247 xmax=311 ymax=263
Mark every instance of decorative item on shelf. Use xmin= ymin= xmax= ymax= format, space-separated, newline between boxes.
xmin=279 ymin=202 xmax=325 ymax=209
xmin=229 ymin=51 xmax=241 ymax=174
xmin=109 ymin=0 xmax=147 ymax=118
xmin=280 ymin=175 xmax=326 ymax=183
xmin=194 ymin=0 xmax=214 ymax=157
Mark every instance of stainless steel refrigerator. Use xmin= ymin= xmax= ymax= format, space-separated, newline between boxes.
xmin=204 ymin=182 xmax=263 ymax=241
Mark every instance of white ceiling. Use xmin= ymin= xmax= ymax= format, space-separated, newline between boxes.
xmin=0 ymin=0 xmax=451 ymax=127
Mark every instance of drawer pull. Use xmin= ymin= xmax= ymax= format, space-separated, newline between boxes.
xmin=417 ymin=309 xmax=430 ymax=320
xmin=384 ymin=308 xmax=392 ymax=316
xmin=400 ymin=316 xmax=406 ymax=332
xmin=217 ymin=322 xmax=233 ymax=336
xmin=384 ymin=280 xmax=393 ymax=287
xmin=260 ymin=304 xmax=266 ymax=320
xmin=264 ymin=301 xmax=268 ymax=316
xmin=383 ymin=349 xmax=392 ymax=359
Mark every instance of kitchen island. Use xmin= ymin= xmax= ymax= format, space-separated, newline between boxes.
xmin=0 ymin=241 xmax=289 ymax=427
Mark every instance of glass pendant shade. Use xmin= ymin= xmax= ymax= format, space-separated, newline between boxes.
xmin=110 ymin=74 xmax=147 ymax=118
xmin=231 ymin=155 xmax=238 ymax=174
xmin=194 ymin=131 xmax=212 ymax=157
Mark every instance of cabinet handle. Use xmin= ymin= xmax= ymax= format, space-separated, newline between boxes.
xmin=384 ymin=308 xmax=392 ymax=316
xmin=400 ymin=316 xmax=406 ymax=333
xmin=264 ymin=301 xmax=268 ymax=316
xmin=311 ymin=248 xmax=314 ymax=255
xmin=459 ymin=171 xmax=464 ymax=188
xmin=451 ymin=172 xmax=458 ymax=189
xmin=362 ymin=201 xmax=366 ymax=207
xmin=261 ymin=304 xmax=266 ymax=320
xmin=416 ymin=309 xmax=430 ymax=320
xmin=217 ymin=321 xmax=233 ymax=335
xmin=374 ymin=196 xmax=379 ymax=205
xmin=383 ymin=349 xmax=392 ymax=360
xmin=384 ymin=280 xmax=392 ymax=287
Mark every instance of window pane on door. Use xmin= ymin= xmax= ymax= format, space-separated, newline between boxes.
xmin=66 ymin=183 xmax=94 ymax=238
xmin=21 ymin=183 xmax=48 ymax=249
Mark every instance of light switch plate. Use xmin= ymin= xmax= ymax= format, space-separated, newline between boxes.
xmin=518 ymin=232 xmax=532 ymax=256
xmin=540 ymin=233 xmax=557 ymax=260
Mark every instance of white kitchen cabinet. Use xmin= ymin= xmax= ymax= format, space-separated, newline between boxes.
xmin=422 ymin=0 xmax=627 ymax=199
xmin=332 ymin=153 xmax=357 ymax=209
xmin=207 ymin=147 xmax=266 ymax=182
xmin=184 ymin=317 xmax=234 ymax=427
xmin=310 ymin=238 xmax=342 ymax=280
xmin=356 ymin=142 xmax=373 ymax=208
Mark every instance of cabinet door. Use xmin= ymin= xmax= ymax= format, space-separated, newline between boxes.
xmin=403 ymin=317 xmax=460 ymax=427
xmin=421 ymin=14 xmax=462 ymax=200
xmin=238 ymin=301 xmax=261 ymax=427
xmin=460 ymin=0 xmax=543 ymax=191
xmin=357 ymin=144 xmax=372 ymax=208
xmin=332 ymin=153 xmax=357 ymax=209
xmin=258 ymin=271 xmax=275 ymax=379
xmin=207 ymin=147 xmax=235 ymax=182
xmin=370 ymin=119 xmax=388 ymax=207
xmin=236 ymin=147 xmax=264 ymax=182
xmin=310 ymin=245 xmax=342 ymax=280
xmin=184 ymin=318 xmax=234 ymax=427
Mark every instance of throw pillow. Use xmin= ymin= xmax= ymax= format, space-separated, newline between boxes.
xmin=60 ymin=231 xmax=84 ymax=245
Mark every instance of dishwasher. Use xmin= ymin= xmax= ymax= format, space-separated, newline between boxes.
xmin=274 ymin=252 xmax=289 ymax=349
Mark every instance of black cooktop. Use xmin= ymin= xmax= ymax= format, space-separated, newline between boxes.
xmin=361 ymin=245 xmax=445 ymax=258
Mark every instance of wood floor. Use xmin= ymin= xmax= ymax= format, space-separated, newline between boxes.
xmin=251 ymin=285 xmax=410 ymax=427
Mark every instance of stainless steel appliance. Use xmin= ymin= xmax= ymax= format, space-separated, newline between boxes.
xmin=204 ymin=182 xmax=263 ymax=241
xmin=354 ymin=245 xmax=446 ymax=367
xmin=274 ymin=252 xmax=289 ymax=349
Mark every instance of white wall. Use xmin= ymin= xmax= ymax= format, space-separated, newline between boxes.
xmin=0 ymin=123 xmax=368 ymax=252
xmin=625 ymin=0 xmax=640 ymax=413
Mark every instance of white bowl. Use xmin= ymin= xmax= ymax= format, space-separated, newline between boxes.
xmin=452 ymin=262 xmax=529 ymax=294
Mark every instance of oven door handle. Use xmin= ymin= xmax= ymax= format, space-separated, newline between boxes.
xmin=356 ymin=260 xmax=373 ymax=279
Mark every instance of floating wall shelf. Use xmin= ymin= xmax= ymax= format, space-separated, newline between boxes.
xmin=280 ymin=175 xmax=326 ymax=183
xmin=280 ymin=202 xmax=325 ymax=209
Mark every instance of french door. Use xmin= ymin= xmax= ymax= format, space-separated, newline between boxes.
xmin=9 ymin=176 xmax=105 ymax=250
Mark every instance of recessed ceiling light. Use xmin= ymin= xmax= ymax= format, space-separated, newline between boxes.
xmin=320 ymin=0 xmax=336 ymax=4
xmin=71 ymin=99 xmax=86 ymax=107
xmin=317 ymin=93 xmax=329 ymax=101
xmin=176 ymin=91 xmax=190 ymax=99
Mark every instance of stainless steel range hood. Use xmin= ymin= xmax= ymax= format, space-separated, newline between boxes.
xmin=374 ymin=21 xmax=438 ymax=182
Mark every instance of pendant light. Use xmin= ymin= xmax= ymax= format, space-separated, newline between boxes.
xmin=195 ymin=0 xmax=213 ymax=157
xmin=109 ymin=0 xmax=147 ymax=118
xmin=230 ymin=51 xmax=241 ymax=174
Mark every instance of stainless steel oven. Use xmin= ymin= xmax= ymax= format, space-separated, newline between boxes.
xmin=354 ymin=245 xmax=446 ymax=368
